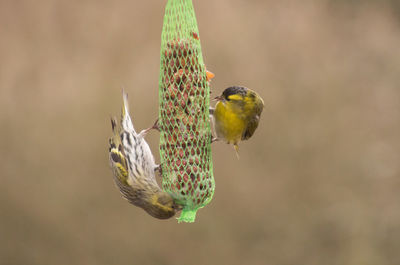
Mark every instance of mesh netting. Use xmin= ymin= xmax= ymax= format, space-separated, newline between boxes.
xmin=158 ymin=0 xmax=214 ymax=223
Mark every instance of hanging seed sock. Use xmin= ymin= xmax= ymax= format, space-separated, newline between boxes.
xmin=158 ymin=0 xmax=215 ymax=223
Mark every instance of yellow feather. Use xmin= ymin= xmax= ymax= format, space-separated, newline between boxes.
xmin=227 ymin=94 xmax=243 ymax=101
xmin=214 ymin=101 xmax=245 ymax=144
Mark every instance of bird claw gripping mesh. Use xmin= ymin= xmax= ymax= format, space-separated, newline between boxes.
xmin=158 ymin=0 xmax=215 ymax=223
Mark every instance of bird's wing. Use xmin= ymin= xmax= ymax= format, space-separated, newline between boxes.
xmin=119 ymin=90 xmax=157 ymax=184
xmin=109 ymin=117 xmax=130 ymax=187
xmin=242 ymin=114 xmax=260 ymax=141
xmin=109 ymin=119 xmax=158 ymax=207
xmin=242 ymin=99 xmax=263 ymax=141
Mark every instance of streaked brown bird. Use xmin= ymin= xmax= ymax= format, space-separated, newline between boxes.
xmin=109 ymin=91 xmax=180 ymax=219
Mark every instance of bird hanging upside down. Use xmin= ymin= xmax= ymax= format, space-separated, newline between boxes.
xmin=108 ymin=90 xmax=180 ymax=219
xmin=211 ymin=86 xmax=264 ymax=155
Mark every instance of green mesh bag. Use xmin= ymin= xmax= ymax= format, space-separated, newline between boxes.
xmin=158 ymin=0 xmax=215 ymax=223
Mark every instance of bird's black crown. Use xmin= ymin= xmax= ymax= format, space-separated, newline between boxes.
xmin=222 ymin=86 xmax=248 ymax=100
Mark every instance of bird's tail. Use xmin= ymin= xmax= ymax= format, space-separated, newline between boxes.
xmin=234 ymin=144 xmax=240 ymax=159
xmin=121 ymin=89 xmax=136 ymax=133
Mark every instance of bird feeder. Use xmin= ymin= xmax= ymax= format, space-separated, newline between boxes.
xmin=158 ymin=0 xmax=215 ymax=223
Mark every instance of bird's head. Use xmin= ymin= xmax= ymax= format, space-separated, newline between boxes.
xmin=214 ymin=86 xmax=249 ymax=111
xmin=214 ymin=86 xmax=248 ymax=102
xmin=146 ymin=192 xmax=181 ymax=219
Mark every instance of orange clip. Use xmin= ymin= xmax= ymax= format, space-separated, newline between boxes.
xmin=206 ymin=70 xmax=215 ymax=81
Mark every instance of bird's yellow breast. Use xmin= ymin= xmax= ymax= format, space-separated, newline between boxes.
xmin=214 ymin=101 xmax=246 ymax=144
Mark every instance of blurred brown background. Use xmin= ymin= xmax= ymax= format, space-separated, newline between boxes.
xmin=1 ymin=0 xmax=400 ymax=264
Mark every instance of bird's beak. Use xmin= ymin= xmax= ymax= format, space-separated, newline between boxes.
xmin=213 ymin=95 xmax=223 ymax=101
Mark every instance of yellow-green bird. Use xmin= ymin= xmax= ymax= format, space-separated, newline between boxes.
xmin=212 ymin=86 xmax=264 ymax=154
xmin=109 ymin=91 xmax=180 ymax=219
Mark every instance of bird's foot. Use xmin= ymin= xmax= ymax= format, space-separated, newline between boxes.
xmin=139 ymin=118 xmax=160 ymax=137
xmin=154 ymin=164 xmax=162 ymax=175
